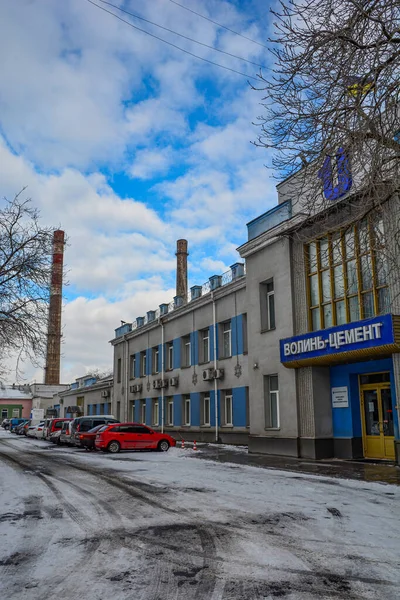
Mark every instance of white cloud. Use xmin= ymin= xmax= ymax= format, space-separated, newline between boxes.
xmin=129 ymin=148 xmax=175 ymax=180
xmin=0 ymin=0 xmax=276 ymax=385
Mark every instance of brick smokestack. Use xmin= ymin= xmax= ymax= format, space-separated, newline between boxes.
xmin=44 ymin=229 xmax=65 ymax=385
xmin=176 ymin=239 xmax=188 ymax=300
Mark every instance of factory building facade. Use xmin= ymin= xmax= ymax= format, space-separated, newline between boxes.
xmin=112 ymin=169 xmax=400 ymax=463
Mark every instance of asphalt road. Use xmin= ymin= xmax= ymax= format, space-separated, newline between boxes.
xmin=1 ymin=433 xmax=400 ymax=600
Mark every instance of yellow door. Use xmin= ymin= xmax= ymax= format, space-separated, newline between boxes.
xmin=360 ymin=383 xmax=395 ymax=460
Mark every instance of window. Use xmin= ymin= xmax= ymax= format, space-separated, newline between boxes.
xmin=129 ymin=354 xmax=136 ymax=379
xmin=222 ymin=390 xmax=233 ymax=426
xmin=183 ymin=395 xmax=191 ymax=426
xmin=260 ymin=279 xmax=275 ymax=331
xmin=199 ymin=328 xmax=210 ymax=363
xmin=140 ymin=400 xmax=146 ymax=424
xmin=182 ymin=335 xmax=191 ymax=368
xmin=167 ymin=342 xmax=174 ymax=370
xmin=140 ymin=351 xmax=147 ymax=377
xmin=153 ymin=346 xmax=159 ymax=374
xmin=117 ymin=358 xmax=122 ymax=383
xmin=264 ymin=375 xmax=279 ymax=429
xmin=132 ymin=425 xmax=152 ymax=434
xmin=245 ymin=387 xmax=250 ymax=428
xmin=242 ymin=313 xmax=248 ymax=354
xmin=201 ymin=395 xmax=211 ymax=426
xmin=166 ymin=397 xmax=174 ymax=426
xmin=152 ymin=400 xmax=159 ymax=426
xmin=12 ymin=408 xmax=20 ymax=418
xmin=1 ymin=409 xmax=7 ymax=419
xmin=221 ymin=321 xmax=232 ymax=358
xmin=305 ymin=215 xmax=390 ymax=331
xmin=100 ymin=403 xmax=105 ymax=415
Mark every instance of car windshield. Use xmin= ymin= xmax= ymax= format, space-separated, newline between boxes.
xmin=97 ymin=425 xmax=109 ymax=433
xmin=88 ymin=425 xmax=104 ymax=433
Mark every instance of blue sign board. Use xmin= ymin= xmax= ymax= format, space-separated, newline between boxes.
xmin=280 ymin=314 xmax=396 ymax=364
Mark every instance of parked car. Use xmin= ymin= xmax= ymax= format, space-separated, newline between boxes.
xmin=71 ymin=416 xmax=118 ymax=446
xmin=1 ymin=418 xmax=11 ymax=430
xmin=95 ymin=423 xmax=176 ymax=454
xmin=34 ymin=421 xmax=47 ymax=439
xmin=26 ymin=421 xmax=45 ymax=438
xmin=10 ymin=418 xmax=27 ymax=432
xmin=44 ymin=418 xmax=71 ymax=441
xmin=49 ymin=429 xmax=62 ymax=444
xmin=15 ymin=420 xmax=30 ymax=435
xmin=76 ymin=425 xmax=105 ymax=451
xmin=59 ymin=421 xmax=74 ymax=446
xmin=19 ymin=420 xmax=32 ymax=436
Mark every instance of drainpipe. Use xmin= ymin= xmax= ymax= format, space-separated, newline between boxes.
xmin=124 ymin=334 xmax=129 ymax=422
xmin=159 ymin=317 xmax=165 ymax=434
xmin=212 ymin=292 xmax=218 ymax=443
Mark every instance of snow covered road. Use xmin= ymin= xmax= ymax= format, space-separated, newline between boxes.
xmin=0 ymin=430 xmax=399 ymax=599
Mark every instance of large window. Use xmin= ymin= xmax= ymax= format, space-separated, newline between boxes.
xmin=152 ymin=346 xmax=159 ymax=374
xmin=306 ymin=216 xmax=389 ymax=331
xmin=182 ymin=335 xmax=191 ymax=368
xmin=260 ymin=279 xmax=275 ymax=331
xmin=140 ymin=400 xmax=146 ymax=424
xmin=129 ymin=354 xmax=136 ymax=379
xmin=152 ymin=400 xmax=159 ymax=426
xmin=221 ymin=321 xmax=232 ymax=358
xmin=199 ymin=328 xmax=210 ymax=363
xmin=183 ymin=395 xmax=191 ymax=426
xmin=140 ymin=351 xmax=147 ymax=377
xmin=117 ymin=358 xmax=122 ymax=383
xmin=264 ymin=375 xmax=279 ymax=429
xmin=166 ymin=397 xmax=174 ymax=426
xmin=201 ymin=394 xmax=210 ymax=426
xmin=167 ymin=342 xmax=174 ymax=370
xmin=223 ymin=391 xmax=233 ymax=426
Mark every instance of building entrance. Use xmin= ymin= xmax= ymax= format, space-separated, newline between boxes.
xmin=360 ymin=372 xmax=395 ymax=460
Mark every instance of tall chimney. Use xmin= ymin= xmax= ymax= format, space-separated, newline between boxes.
xmin=44 ymin=230 xmax=65 ymax=385
xmin=176 ymin=239 xmax=188 ymax=301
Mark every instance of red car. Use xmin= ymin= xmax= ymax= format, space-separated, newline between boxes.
xmin=77 ymin=425 xmax=105 ymax=451
xmin=95 ymin=423 xmax=176 ymax=454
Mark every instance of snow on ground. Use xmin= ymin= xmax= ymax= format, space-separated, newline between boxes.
xmin=0 ymin=428 xmax=399 ymax=599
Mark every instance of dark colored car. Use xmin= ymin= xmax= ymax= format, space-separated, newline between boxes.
xmin=10 ymin=418 xmax=27 ymax=432
xmin=95 ymin=423 xmax=176 ymax=454
xmin=76 ymin=425 xmax=105 ymax=451
xmin=71 ymin=416 xmax=119 ymax=446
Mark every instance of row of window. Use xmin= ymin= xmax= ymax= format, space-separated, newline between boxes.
xmin=128 ymin=374 xmax=280 ymax=430
xmin=1 ymin=408 xmax=20 ymax=419
xmin=87 ymin=403 xmax=109 ymax=416
xmin=133 ymin=390 xmax=241 ymax=428
xmin=117 ymin=315 xmax=248 ymax=382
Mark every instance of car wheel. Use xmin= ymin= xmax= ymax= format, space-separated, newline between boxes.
xmin=158 ymin=440 xmax=170 ymax=452
xmin=108 ymin=441 xmax=121 ymax=454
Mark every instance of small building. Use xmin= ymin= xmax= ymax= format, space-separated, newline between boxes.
xmin=30 ymin=383 xmax=69 ymax=417
xmin=0 ymin=384 xmax=32 ymax=420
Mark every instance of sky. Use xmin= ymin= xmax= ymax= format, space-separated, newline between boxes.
xmin=0 ymin=0 xmax=278 ymax=384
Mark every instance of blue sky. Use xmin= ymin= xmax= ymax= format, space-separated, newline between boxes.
xmin=0 ymin=0 xmax=278 ymax=382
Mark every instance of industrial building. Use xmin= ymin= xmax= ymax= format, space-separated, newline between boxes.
xmin=112 ymin=164 xmax=400 ymax=464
